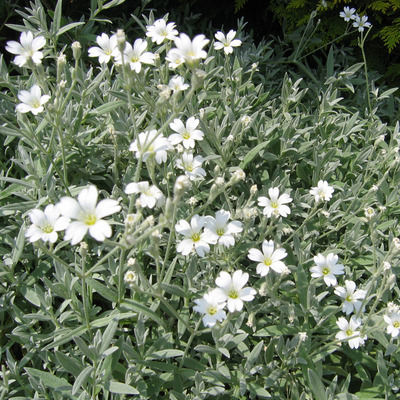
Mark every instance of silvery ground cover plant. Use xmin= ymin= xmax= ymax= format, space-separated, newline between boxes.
xmin=1 ymin=0 xmax=400 ymax=398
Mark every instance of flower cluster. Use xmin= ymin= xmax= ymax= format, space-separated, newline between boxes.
xmin=175 ymin=211 xmax=243 ymax=257
xmin=26 ymin=186 xmax=121 ymax=245
xmin=339 ymin=6 xmax=372 ymax=32
xmin=194 ymin=270 xmax=256 ymax=327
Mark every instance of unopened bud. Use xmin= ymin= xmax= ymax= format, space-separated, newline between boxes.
xmin=71 ymin=41 xmax=81 ymax=61
xmin=116 ymin=29 xmax=126 ymax=52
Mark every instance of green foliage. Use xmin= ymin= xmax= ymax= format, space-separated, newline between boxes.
xmin=1 ymin=0 xmax=400 ymax=399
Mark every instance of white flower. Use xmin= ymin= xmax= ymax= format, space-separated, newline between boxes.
xmin=25 ymin=204 xmax=70 ymax=243
xmin=193 ymin=289 xmax=227 ymax=327
xmin=168 ymin=76 xmax=189 ymax=93
xmin=175 ymin=214 xmax=216 ymax=257
xmin=129 ymin=130 xmax=171 ymax=164
xmin=364 ymin=207 xmax=375 ymax=219
xmin=335 ymin=316 xmax=367 ymax=349
xmin=146 ymin=19 xmax=178 ymax=44
xmin=124 ymin=270 xmax=138 ymax=284
xmin=16 ymin=85 xmax=50 ymax=115
xmin=339 ymin=6 xmax=357 ymax=22
xmin=334 ymin=280 xmax=366 ymax=315
xmin=6 ymin=31 xmax=46 ymax=67
xmin=176 ymin=152 xmax=206 ymax=180
xmin=58 ymin=185 xmax=121 ymax=245
xmin=258 ymin=187 xmax=292 ymax=218
xmin=125 ymin=181 xmax=164 ymax=209
xmin=248 ymin=240 xmax=288 ymax=276
xmin=310 ymin=253 xmax=345 ymax=286
xmin=114 ymin=39 xmax=155 ymax=72
xmin=166 ymin=48 xmax=185 ymax=69
xmin=353 ymin=15 xmax=372 ymax=32
xmin=172 ymin=33 xmax=209 ymax=65
xmin=204 ymin=210 xmax=243 ymax=248
xmin=214 ymin=30 xmax=242 ymax=54
xmin=241 ymin=115 xmax=252 ymax=126
xmin=298 ymin=332 xmax=308 ymax=342
xmin=88 ymin=33 xmax=118 ymax=63
xmin=214 ymin=270 xmax=257 ymax=312
xmin=384 ymin=312 xmax=400 ymax=337
xmin=310 ymin=180 xmax=334 ymax=202
xmin=169 ymin=117 xmax=204 ymax=149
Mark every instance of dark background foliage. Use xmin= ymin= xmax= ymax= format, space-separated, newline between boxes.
xmin=1 ymin=0 xmax=399 ymax=87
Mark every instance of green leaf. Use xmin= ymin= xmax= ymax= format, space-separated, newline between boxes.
xmin=57 ymin=22 xmax=85 ymax=36
xmin=25 ymin=368 xmax=72 ymax=389
xmin=120 ymin=299 xmax=166 ymax=328
xmin=254 ymin=325 xmax=299 ymax=337
xmin=88 ymin=100 xmax=125 ymax=116
xmin=55 ymin=351 xmax=83 ymax=377
xmin=72 ymin=366 xmax=94 ymax=395
xmin=86 ymin=277 xmax=118 ymax=302
xmin=145 ymin=349 xmax=184 ymax=360
xmin=239 ymin=140 xmax=273 ymax=170
xmin=102 ymin=0 xmax=126 ymax=9
xmin=307 ymin=368 xmax=327 ymax=400
xmin=105 ymin=381 xmax=139 ymax=395
xmin=99 ymin=316 xmax=119 ymax=354
xmin=53 ymin=0 xmax=63 ymax=33
xmin=245 ymin=341 xmax=263 ymax=370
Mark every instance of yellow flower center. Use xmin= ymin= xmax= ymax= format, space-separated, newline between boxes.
xmin=182 ymin=131 xmax=190 ymax=140
xmin=32 ymin=100 xmax=41 ymax=108
xmin=346 ymin=329 xmax=354 ymax=336
xmin=130 ymin=56 xmax=139 ymax=62
xmin=191 ymin=233 xmax=200 ymax=242
xmin=345 ymin=295 xmax=353 ymax=302
xmin=84 ymin=214 xmax=97 ymax=226
xmin=208 ymin=306 xmax=217 ymax=315
xmin=217 ymin=228 xmax=225 ymax=236
xmin=322 ymin=267 xmax=330 ymax=275
xmin=186 ymin=165 xmax=193 ymax=172
xmin=394 ymin=321 xmax=400 ymax=328
xmin=264 ymin=258 xmax=272 ymax=266
xmin=228 ymin=289 xmax=239 ymax=299
xmin=270 ymin=201 xmax=279 ymax=209
xmin=42 ymin=224 xmax=54 ymax=234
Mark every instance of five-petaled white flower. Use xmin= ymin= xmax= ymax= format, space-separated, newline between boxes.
xmin=204 ymin=210 xmax=243 ymax=248
xmin=258 ymin=187 xmax=292 ymax=218
xmin=88 ymin=33 xmax=118 ymax=63
xmin=339 ymin=7 xmax=357 ymax=22
xmin=334 ymin=280 xmax=366 ymax=315
xmin=310 ymin=253 xmax=345 ymax=286
xmin=114 ymin=39 xmax=155 ymax=72
xmin=125 ymin=181 xmax=164 ymax=209
xmin=172 ymin=33 xmax=209 ymax=66
xmin=384 ymin=312 xmax=400 ymax=338
xmin=129 ymin=130 xmax=171 ymax=164
xmin=169 ymin=117 xmax=204 ymax=149
xmin=175 ymin=214 xmax=216 ymax=257
xmin=353 ymin=15 xmax=372 ymax=32
xmin=310 ymin=180 xmax=334 ymax=202
xmin=335 ymin=316 xmax=367 ymax=349
xmin=166 ymin=48 xmax=185 ymax=69
xmin=214 ymin=30 xmax=242 ymax=54
xmin=146 ymin=19 xmax=178 ymax=44
xmin=176 ymin=152 xmax=206 ymax=180
xmin=25 ymin=204 xmax=70 ymax=243
xmin=193 ymin=289 xmax=227 ymax=327
xmin=6 ymin=31 xmax=46 ymax=67
xmin=168 ymin=76 xmax=189 ymax=93
xmin=58 ymin=185 xmax=121 ymax=245
xmin=16 ymin=85 xmax=50 ymax=115
xmin=214 ymin=270 xmax=257 ymax=312
xmin=248 ymin=240 xmax=288 ymax=276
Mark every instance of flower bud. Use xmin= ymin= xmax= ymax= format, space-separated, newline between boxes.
xmin=71 ymin=41 xmax=82 ymax=61
xmin=116 ymin=29 xmax=126 ymax=52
